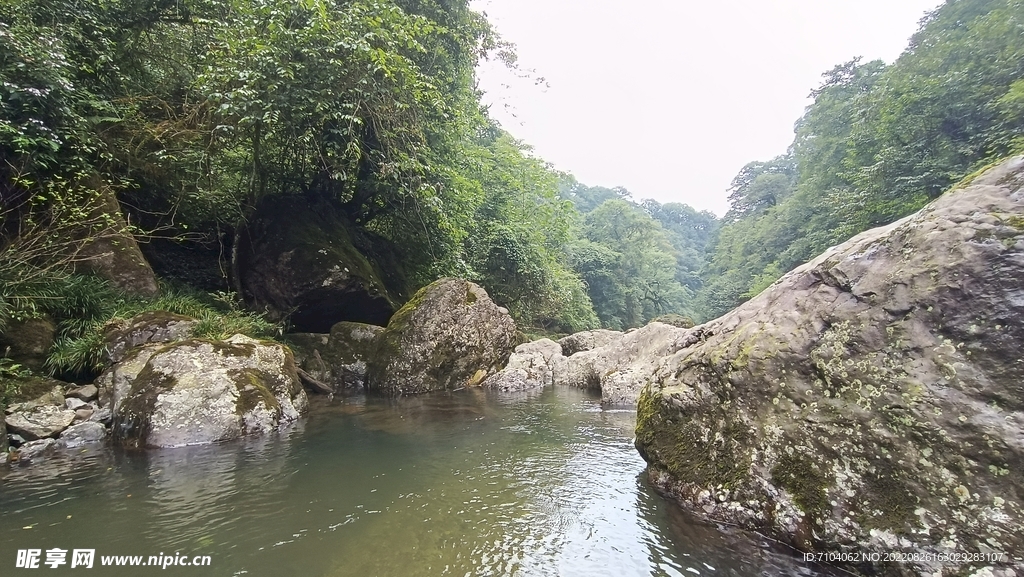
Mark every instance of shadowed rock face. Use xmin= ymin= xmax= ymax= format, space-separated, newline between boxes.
xmin=235 ymin=195 xmax=397 ymax=332
xmin=366 ymin=278 xmax=517 ymax=396
xmin=635 ymin=156 xmax=1024 ymax=576
xmin=288 ymin=321 xmax=384 ymax=391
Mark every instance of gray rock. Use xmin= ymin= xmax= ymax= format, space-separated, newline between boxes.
xmin=65 ymin=384 xmax=99 ymax=402
xmin=0 ymin=316 xmax=55 ymax=371
xmin=15 ymin=438 xmax=56 ymax=461
xmin=8 ymin=434 xmax=26 ymax=447
xmin=87 ymin=407 xmax=112 ymax=426
xmin=558 ymin=329 xmax=623 ymax=357
xmin=72 ymin=185 xmax=159 ymax=297
xmin=366 ymin=279 xmax=517 ymax=396
xmin=102 ymin=311 xmax=197 ymax=364
xmin=561 ymin=322 xmax=690 ymax=405
xmin=95 ymin=345 xmax=162 ymax=413
xmin=59 ymin=422 xmax=107 ymax=448
xmin=74 ymin=408 xmax=94 ymax=422
xmin=288 ymin=321 xmax=384 ymax=392
xmin=4 ymin=380 xmax=68 ymax=414
xmin=5 ymin=405 xmax=77 ymax=440
xmin=484 ymin=339 xmax=565 ymax=392
xmin=112 ymin=334 xmax=308 ymax=448
xmin=635 ymin=155 xmax=1024 ymax=575
xmin=65 ymin=398 xmax=89 ymax=411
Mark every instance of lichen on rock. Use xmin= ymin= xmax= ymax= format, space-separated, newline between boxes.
xmin=112 ymin=334 xmax=307 ymax=448
xmin=634 ymin=155 xmax=1024 ymax=576
xmin=366 ymin=278 xmax=516 ymax=396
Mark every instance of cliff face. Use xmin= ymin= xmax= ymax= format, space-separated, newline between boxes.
xmin=635 ymin=156 xmax=1024 ymax=576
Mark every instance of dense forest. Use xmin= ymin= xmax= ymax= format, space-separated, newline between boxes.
xmin=1 ymin=0 xmax=1022 ymax=382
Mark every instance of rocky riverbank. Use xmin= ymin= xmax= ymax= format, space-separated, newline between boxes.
xmin=4 ymin=157 xmax=1024 ymax=576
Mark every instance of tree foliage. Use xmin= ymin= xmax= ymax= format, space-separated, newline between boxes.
xmin=696 ymin=0 xmax=1024 ymax=320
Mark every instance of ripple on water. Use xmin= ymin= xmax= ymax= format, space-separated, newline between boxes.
xmin=1 ymin=387 xmax=839 ymax=577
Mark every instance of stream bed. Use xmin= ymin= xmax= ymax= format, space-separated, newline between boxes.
xmin=2 ymin=387 xmax=837 ymax=576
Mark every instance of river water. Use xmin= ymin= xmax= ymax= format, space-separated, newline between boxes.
xmin=1 ymin=387 xmax=834 ymax=576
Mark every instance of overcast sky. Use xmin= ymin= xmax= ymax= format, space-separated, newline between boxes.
xmin=471 ymin=0 xmax=943 ymax=216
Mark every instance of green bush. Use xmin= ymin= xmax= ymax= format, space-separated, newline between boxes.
xmin=0 ymin=267 xmax=277 ymax=377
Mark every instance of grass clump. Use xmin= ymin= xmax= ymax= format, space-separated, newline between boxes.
xmin=1 ymin=266 xmax=277 ymax=378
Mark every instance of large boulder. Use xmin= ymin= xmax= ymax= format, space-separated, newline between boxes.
xmin=484 ymin=338 xmax=565 ymax=393
xmin=95 ymin=345 xmax=162 ymax=414
xmin=74 ymin=184 xmax=159 ymax=297
xmin=112 ymin=334 xmax=307 ymax=448
xmin=288 ymin=321 xmax=383 ymax=392
xmin=557 ymin=329 xmax=623 ymax=356
xmin=635 ymin=156 xmax=1024 ymax=575
xmin=366 ymin=279 xmax=517 ymax=396
xmin=235 ymin=195 xmax=398 ymax=332
xmin=0 ymin=316 xmax=56 ymax=371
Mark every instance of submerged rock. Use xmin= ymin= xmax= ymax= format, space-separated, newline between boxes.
xmin=235 ymin=195 xmax=398 ymax=332
xmin=288 ymin=321 xmax=383 ymax=392
xmin=15 ymin=438 xmax=56 ymax=461
xmin=635 ymin=156 xmax=1024 ymax=575
xmin=366 ymin=278 xmax=517 ymax=396
xmin=112 ymin=334 xmax=307 ymax=448
xmin=484 ymin=338 xmax=565 ymax=393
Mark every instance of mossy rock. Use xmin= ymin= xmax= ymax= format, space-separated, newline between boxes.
xmin=111 ymin=334 xmax=307 ymax=448
xmin=286 ymin=321 xmax=383 ymax=391
xmin=0 ymin=316 xmax=56 ymax=372
xmin=635 ymin=156 xmax=1024 ymax=575
xmin=366 ymin=279 xmax=517 ymax=396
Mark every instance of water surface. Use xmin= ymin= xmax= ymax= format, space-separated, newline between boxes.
xmin=2 ymin=387 xmax=833 ymax=576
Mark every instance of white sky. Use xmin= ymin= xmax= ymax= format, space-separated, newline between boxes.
xmin=471 ymin=0 xmax=943 ymax=216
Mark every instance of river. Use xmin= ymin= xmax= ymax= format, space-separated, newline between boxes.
xmin=1 ymin=387 xmax=837 ymax=576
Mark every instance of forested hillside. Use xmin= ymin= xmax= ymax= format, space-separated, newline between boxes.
xmin=0 ymin=0 xmax=715 ymax=381
xmin=1 ymin=0 xmax=1022 ymax=382
xmin=696 ymin=0 xmax=1024 ymax=319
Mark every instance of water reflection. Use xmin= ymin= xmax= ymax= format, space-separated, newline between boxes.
xmin=1 ymin=387 xmax=835 ymax=577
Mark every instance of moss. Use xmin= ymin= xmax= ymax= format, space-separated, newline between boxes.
xmin=466 ymin=285 xmax=477 ymax=305
xmin=1005 ymin=215 xmax=1024 ymax=232
xmin=112 ymin=363 xmax=177 ymax=449
xmin=230 ymin=368 xmax=280 ymax=416
xmin=771 ymin=452 xmax=830 ymax=522
xmin=651 ymin=314 xmax=694 ymax=329
xmin=855 ymin=459 xmax=920 ymax=533
xmin=1 ymin=375 xmax=65 ymax=404
xmin=635 ymin=387 xmax=752 ymax=490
